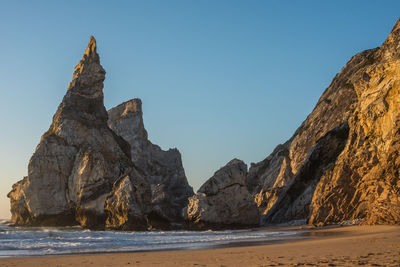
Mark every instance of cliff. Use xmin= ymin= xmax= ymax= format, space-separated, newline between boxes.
xmin=247 ymin=19 xmax=400 ymax=225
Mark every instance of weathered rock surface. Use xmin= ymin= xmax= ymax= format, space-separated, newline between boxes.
xmin=108 ymin=99 xmax=194 ymax=227
xmin=247 ymin=18 xmax=400 ymax=225
xmin=104 ymin=171 xmax=151 ymax=230
xmin=264 ymin=123 xmax=349 ymax=224
xmin=309 ymin=19 xmax=400 ymax=225
xmin=185 ymin=159 xmax=259 ymax=228
xmin=8 ymin=37 xmax=150 ymax=229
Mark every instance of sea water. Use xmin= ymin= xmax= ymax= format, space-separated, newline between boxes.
xmin=0 ymin=219 xmax=303 ymax=258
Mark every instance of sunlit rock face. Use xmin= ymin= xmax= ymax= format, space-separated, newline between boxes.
xmin=247 ymin=19 xmax=400 ymax=225
xmin=108 ymin=99 xmax=194 ymax=228
xmin=309 ymin=19 xmax=400 ymax=225
xmin=104 ymin=172 xmax=151 ymax=230
xmin=185 ymin=159 xmax=259 ymax=229
xmin=263 ymin=123 xmax=349 ymax=224
xmin=8 ymin=37 xmax=150 ymax=229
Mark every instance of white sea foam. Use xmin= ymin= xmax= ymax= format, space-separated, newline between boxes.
xmin=0 ymin=221 xmax=304 ymax=258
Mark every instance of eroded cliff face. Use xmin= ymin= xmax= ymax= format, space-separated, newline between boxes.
xmin=107 ymin=99 xmax=194 ymax=228
xmin=185 ymin=159 xmax=259 ymax=229
xmin=309 ymin=20 xmax=400 ymax=225
xmin=264 ymin=123 xmax=349 ymax=224
xmin=247 ymin=19 xmax=400 ymax=225
xmin=247 ymin=46 xmax=374 ymax=218
xmin=8 ymin=37 xmax=150 ymax=229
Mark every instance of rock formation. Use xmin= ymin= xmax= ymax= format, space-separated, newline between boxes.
xmin=309 ymin=19 xmax=400 ymax=225
xmin=8 ymin=18 xmax=400 ymax=230
xmin=8 ymin=36 xmax=150 ymax=229
xmin=104 ymin=171 xmax=151 ymax=230
xmin=185 ymin=159 xmax=259 ymax=229
xmin=246 ymin=18 xmax=400 ymax=225
xmin=108 ymin=99 xmax=193 ymax=228
xmin=264 ymin=123 xmax=349 ymax=224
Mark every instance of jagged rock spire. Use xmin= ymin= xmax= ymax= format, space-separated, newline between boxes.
xmin=67 ymin=36 xmax=106 ymax=95
xmin=8 ymin=36 xmax=150 ymax=229
xmin=51 ymin=36 xmax=108 ymax=131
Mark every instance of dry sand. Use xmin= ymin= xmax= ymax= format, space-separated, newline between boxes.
xmin=1 ymin=225 xmax=399 ymax=267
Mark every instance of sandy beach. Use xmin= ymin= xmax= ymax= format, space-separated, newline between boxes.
xmin=1 ymin=225 xmax=399 ymax=266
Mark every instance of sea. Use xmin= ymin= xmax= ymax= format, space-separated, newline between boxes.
xmin=0 ymin=219 xmax=305 ymax=258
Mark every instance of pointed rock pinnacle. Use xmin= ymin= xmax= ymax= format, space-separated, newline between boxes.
xmin=68 ymin=36 xmax=106 ymax=94
xmin=84 ymin=36 xmax=98 ymax=59
xmin=51 ymin=36 xmax=108 ymax=130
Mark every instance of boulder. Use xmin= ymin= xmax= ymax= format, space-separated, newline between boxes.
xmin=185 ymin=159 xmax=259 ymax=229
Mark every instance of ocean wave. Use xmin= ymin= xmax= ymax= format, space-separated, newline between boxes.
xmin=0 ymin=220 xmax=303 ymax=258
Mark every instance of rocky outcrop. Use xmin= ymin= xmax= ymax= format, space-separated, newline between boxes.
xmin=108 ymin=99 xmax=194 ymax=228
xmin=8 ymin=36 xmax=150 ymax=229
xmin=309 ymin=19 xmax=400 ymax=225
xmin=246 ymin=18 xmax=400 ymax=225
xmin=247 ymin=46 xmax=371 ymax=219
xmin=104 ymin=171 xmax=151 ymax=230
xmin=264 ymin=123 xmax=349 ymax=224
xmin=185 ymin=159 xmax=259 ymax=229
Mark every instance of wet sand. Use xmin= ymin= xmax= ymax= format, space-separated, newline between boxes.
xmin=1 ymin=225 xmax=399 ymax=266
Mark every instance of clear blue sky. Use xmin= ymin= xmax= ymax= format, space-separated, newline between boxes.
xmin=0 ymin=1 xmax=399 ymax=219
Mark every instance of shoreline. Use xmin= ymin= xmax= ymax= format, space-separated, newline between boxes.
xmin=1 ymin=225 xmax=399 ymax=266
xmin=0 ymin=225 xmax=308 ymax=259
